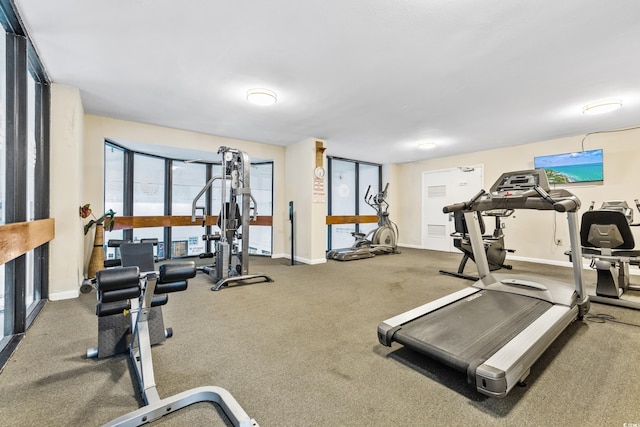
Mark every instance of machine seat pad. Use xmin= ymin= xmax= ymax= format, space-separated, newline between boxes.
xmin=96 ymin=266 xmax=140 ymax=292
xmin=151 ymin=294 xmax=168 ymax=307
xmin=159 ymin=262 xmax=196 ymax=283
xmin=96 ymin=301 xmax=131 ymax=317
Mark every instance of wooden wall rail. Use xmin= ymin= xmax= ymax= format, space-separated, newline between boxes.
xmin=325 ymin=215 xmax=378 ymax=225
xmin=0 ymin=215 xmax=378 ymax=265
xmin=0 ymin=218 xmax=55 ymax=265
xmin=111 ymin=215 xmax=273 ymax=230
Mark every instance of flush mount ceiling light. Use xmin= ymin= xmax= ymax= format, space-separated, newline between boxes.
xmin=418 ymin=141 xmax=437 ymax=150
xmin=246 ymin=88 xmax=277 ymax=106
xmin=582 ymin=99 xmax=622 ymax=115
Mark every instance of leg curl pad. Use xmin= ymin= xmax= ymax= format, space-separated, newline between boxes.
xmin=96 ymin=266 xmax=140 ymax=292
xmin=159 ymin=262 xmax=196 ymax=283
xmin=96 ymin=266 xmax=141 ymax=309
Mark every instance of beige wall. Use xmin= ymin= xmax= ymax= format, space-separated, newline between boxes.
xmin=284 ymin=138 xmax=327 ymax=264
xmin=83 ymin=114 xmax=288 ymax=253
xmin=49 ymin=105 xmax=288 ymax=299
xmin=48 ymin=80 xmax=640 ymax=298
xmin=395 ymin=126 xmax=640 ymax=264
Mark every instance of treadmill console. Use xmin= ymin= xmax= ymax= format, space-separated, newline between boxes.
xmin=489 ymin=169 xmax=550 ymax=195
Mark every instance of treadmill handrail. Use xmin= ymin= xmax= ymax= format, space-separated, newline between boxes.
xmin=443 ymin=190 xmax=486 ymax=213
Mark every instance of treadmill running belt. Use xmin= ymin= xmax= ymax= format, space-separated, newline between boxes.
xmin=392 ymin=290 xmax=552 ymax=381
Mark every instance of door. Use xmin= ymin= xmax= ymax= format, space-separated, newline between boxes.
xmin=422 ymin=166 xmax=483 ymax=252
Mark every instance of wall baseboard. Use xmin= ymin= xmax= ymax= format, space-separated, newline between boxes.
xmin=271 ymin=253 xmax=288 ymax=259
xmin=399 ymin=245 xmax=640 ymax=276
xmin=48 ymin=248 xmax=637 ymax=302
xmin=397 ymin=243 xmax=422 ymax=249
xmin=271 ymin=253 xmax=326 ymax=265
xmin=507 ymin=254 xmax=640 ymax=276
xmin=298 ymin=256 xmax=326 ymax=265
xmin=506 ymin=254 xmax=574 ymax=268
xmin=49 ymin=289 xmax=79 ymax=301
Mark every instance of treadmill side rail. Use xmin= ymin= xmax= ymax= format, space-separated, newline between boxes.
xmin=475 ymin=304 xmax=578 ymax=397
xmin=377 ymin=287 xmax=480 ymax=346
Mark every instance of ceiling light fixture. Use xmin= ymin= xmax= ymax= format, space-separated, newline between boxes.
xmin=247 ymin=88 xmax=277 ymax=106
xmin=418 ymin=141 xmax=437 ymax=150
xmin=582 ymin=99 xmax=622 ymax=115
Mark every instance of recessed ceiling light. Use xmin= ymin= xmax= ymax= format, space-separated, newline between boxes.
xmin=582 ymin=99 xmax=622 ymax=115
xmin=247 ymin=88 xmax=277 ymax=106
xmin=418 ymin=141 xmax=437 ymax=150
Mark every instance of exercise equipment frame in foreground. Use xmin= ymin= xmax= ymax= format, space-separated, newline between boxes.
xmin=378 ymin=169 xmax=589 ymax=398
xmin=87 ymin=244 xmax=258 ymax=426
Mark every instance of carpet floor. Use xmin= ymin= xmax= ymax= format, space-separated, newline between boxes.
xmin=1 ymin=247 xmax=639 ymax=426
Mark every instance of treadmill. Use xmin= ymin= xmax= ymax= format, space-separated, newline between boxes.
xmin=378 ymin=169 xmax=590 ymax=398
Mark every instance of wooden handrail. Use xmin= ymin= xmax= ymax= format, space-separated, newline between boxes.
xmin=0 ymin=218 xmax=55 ymax=265
xmin=110 ymin=215 xmax=273 ymax=230
xmin=325 ymin=215 xmax=378 ymax=225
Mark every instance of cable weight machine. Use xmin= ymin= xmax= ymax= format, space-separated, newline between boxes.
xmin=191 ymin=146 xmax=272 ymax=291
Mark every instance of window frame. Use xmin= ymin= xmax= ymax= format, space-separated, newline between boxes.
xmin=326 ymin=156 xmax=382 ymax=250
xmin=0 ymin=1 xmax=51 ymax=367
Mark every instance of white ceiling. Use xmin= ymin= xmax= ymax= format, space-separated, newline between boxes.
xmin=14 ymin=0 xmax=640 ymax=164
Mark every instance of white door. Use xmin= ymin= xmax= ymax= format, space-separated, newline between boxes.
xmin=422 ymin=166 xmax=483 ymax=252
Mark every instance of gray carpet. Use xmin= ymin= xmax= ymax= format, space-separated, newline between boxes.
xmin=1 ymin=248 xmax=640 ymax=427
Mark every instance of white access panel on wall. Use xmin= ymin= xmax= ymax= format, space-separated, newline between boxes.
xmin=421 ymin=166 xmax=483 ymax=252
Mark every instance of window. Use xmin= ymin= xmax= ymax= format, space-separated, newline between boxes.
xmin=0 ymin=24 xmax=6 ymax=348
xmin=104 ymin=143 xmax=125 ymax=260
xmin=172 ymin=161 xmax=206 ymax=256
xmin=329 ymin=159 xmax=357 ymax=249
xmin=24 ymin=71 xmax=37 ymax=312
xmin=133 ymin=153 xmax=165 ymax=256
xmin=103 ymin=143 xmax=274 ymax=260
xmin=249 ymin=162 xmax=273 ymax=255
xmin=357 ymin=163 xmax=381 ymax=238
xmin=327 ymin=157 xmax=381 ymax=250
xmin=0 ymin=1 xmax=51 ymax=365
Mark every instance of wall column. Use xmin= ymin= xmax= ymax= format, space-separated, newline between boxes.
xmin=48 ymin=83 xmax=85 ymax=299
xmin=285 ymin=138 xmax=327 ymax=264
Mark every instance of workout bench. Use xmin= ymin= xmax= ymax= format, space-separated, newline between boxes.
xmin=87 ymin=242 xmax=258 ymax=426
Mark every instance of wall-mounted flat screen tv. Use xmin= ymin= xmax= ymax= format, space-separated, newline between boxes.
xmin=534 ymin=149 xmax=603 ymax=184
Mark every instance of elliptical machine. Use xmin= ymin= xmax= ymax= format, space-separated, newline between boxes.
xmin=191 ymin=146 xmax=273 ymax=290
xmin=327 ymin=183 xmax=400 ymax=261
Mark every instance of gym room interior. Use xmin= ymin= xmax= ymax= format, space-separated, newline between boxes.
xmin=1 ymin=1 xmax=640 ymax=426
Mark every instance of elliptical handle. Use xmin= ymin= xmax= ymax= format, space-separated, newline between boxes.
xmin=364 ymin=185 xmax=371 ymax=202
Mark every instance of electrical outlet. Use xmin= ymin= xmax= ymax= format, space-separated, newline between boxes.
xmin=555 ymin=239 xmax=563 ymax=246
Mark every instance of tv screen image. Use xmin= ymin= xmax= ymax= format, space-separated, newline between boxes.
xmin=534 ymin=149 xmax=603 ymax=184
